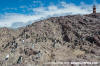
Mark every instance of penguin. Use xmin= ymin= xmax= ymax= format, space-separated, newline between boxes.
xmin=5 ymin=54 xmax=9 ymax=60
xmin=17 ymin=56 xmax=23 ymax=64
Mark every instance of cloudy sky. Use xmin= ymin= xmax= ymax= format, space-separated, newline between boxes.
xmin=0 ymin=0 xmax=100 ymax=28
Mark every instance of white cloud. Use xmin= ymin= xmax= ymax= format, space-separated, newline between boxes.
xmin=0 ymin=13 xmax=43 ymax=27
xmin=33 ymin=0 xmax=41 ymax=3
xmin=0 ymin=2 xmax=100 ymax=28
xmin=3 ymin=8 xmax=18 ymax=11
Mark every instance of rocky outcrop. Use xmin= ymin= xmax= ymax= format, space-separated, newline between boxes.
xmin=0 ymin=13 xmax=100 ymax=66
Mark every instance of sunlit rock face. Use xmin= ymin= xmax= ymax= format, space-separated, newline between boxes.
xmin=0 ymin=13 xmax=100 ymax=66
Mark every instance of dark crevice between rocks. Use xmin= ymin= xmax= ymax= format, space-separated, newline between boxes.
xmin=86 ymin=36 xmax=100 ymax=47
xmin=86 ymin=36 xmax=96 ymax=43
xmin=63 ymin=35 xmax=70 ymax=42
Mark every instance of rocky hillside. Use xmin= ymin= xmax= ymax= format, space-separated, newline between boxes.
xmin=0 ymin=13 xmax=100 ymax=66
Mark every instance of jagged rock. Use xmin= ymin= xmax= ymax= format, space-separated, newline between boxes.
xmin=91 ymin=48 xmax=100 ymax=56
xmin=24 ymin=47 xmax=40 ymax=56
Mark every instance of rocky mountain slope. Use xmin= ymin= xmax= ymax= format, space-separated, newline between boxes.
xmin=0 ymin=13 xmax=100 ymax=66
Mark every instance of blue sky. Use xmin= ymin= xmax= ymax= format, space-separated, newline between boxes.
xmin=0 ymin=0 xmax=100 ymax=28
xmin=0 ymin=0 xmax=98 ymax=14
